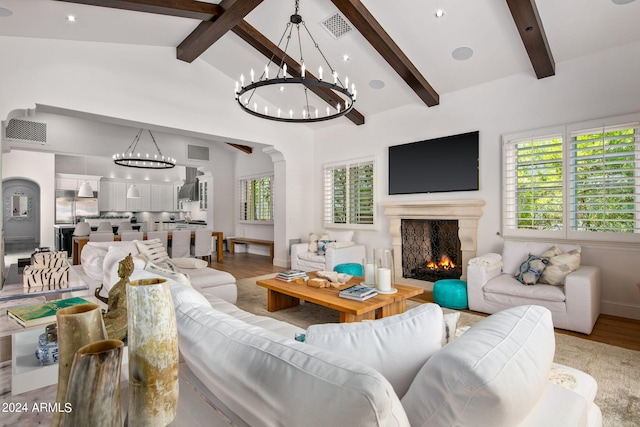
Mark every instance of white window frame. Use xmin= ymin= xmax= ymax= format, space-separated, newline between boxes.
xmin=323 ymin=157 xmax=376 ymax=230
xmin=238 ymin=173 xmax=274 ymax=224
xmin=502 ymin=112 xmax=640 ymax=243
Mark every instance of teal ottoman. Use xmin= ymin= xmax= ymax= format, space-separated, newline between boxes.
xmin=334 ymin=263 xmax=363 ymax=277
xmin=433 ymin=279 xmax=468 ymax=309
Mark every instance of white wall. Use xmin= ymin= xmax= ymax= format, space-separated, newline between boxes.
xmin=313 ymin=40 xmax=640 ymax=319
xmin=2 ymin=151 xmax=55 ymax=248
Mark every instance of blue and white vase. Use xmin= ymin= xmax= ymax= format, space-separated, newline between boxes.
xmin=35 ymin=323 xmax=59 ymax=366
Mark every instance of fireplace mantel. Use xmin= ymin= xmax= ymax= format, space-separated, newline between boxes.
xmin=383 ymin=200 xmax=485 ymax=286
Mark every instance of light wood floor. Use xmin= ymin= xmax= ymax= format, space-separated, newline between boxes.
xmin=211 ymin=252 xmax=640 ymax=352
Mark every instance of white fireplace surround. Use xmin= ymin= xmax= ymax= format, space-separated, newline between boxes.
xmin=383 ymin=200 xmax=485 ymax=287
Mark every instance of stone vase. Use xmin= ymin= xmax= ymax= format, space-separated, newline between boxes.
xmin=52 ymin=303 xmax=107 ymax=427
xmin=63 ymin=339 xmax=124 ymax=427
xmin=126 ymin=278 xmax=179 ymax=427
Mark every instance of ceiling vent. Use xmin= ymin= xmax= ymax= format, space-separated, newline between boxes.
xmin=5 ymin=118 xmax=47 ymax=144
xmin=187 ymin=144 xmax=210 ymax=162
xmin=321 ymin=12 xmax=353 ymax=39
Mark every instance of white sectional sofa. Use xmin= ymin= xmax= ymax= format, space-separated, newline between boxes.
xmin=468 ymin=241 xmax=601 ymax=334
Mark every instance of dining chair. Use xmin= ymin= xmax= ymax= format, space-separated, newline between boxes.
xmin=146 ymin=231 xmax=169 ymax=250
xmin=117 ymin=221 xmax=133 ymax=235
xmin=72 ymin=222 xmax=91 ymax=236
xmin=120 ymin=231 xmax=144 ymax=241
xmin=191 ymin=229 xmax=213 ymax=264
xmin=169 ymin=229 xmax=191 ymax=259
xmin=96 ymin=222 xmax=113 ymax=233
xmin=89 ymin=232 xmax=115 ymax=242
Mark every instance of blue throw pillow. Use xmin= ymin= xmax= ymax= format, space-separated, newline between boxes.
xmin=515 ymin=255 xmax=548 ymax=286
xmin=316 ymin=240 xmax=335 ymax=256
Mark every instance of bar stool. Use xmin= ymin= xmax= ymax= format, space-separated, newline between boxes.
xmin=117 ymin=221 xmax=133 ymax=235
xmin=96 ymin=222 xmax=113 ymax=232
xmin=169 ymin=229 xmax=191 ymax=259
xmin=72 ymin=222 xmax=91 ymax=237
xmin=191 ymin=229 xmax=213 ymax=264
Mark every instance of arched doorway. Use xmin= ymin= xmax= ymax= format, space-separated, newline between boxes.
xmin=2 ymin=178 xmax=40 ymax=255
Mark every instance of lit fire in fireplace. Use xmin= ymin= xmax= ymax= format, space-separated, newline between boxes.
xmin=426 ymin=255 xmax=456 ymax=270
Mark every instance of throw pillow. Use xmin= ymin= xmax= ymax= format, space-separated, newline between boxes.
xmin=515 ymin=254 xmax=548 ymax=286
xmin=171 ymin=257 xmax=208 ymax=269
xmin=442 ymin=311 xmax=461 ymax=345
xmin=145 ymin=261 xmax=192 ymax=288
xmin=316 ymin=239 xmax=335 ymax=256
xmin=136 ymin=238 xmax=169 ymax=264
xmin=305 ymin=303 xmax=444 ymax=399
xmin=308 ymin=233 xmax=319 ymax=253
xmin=539 ymin=246 xmax=581 ymax=285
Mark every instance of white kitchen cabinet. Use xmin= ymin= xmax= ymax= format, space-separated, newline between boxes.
xmin=127 ymin=183 xmax=150 ymax=211
xmin=100 ymin=181 xmax=127 ymax=211
xmin=56 ymin=174 xmax=100 ymax=193
xmin=150 ymin=184 xmax=176 ymax=211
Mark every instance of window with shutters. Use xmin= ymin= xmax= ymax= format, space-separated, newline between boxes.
xmin=503 ymin=113 xmax=640 ymax=242
xmin=239 ymin=174 xmax=273 ymax=223
xmin=324 ymin=158 xmax=375 ymax=228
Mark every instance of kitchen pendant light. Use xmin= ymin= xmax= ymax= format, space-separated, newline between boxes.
xmin=127 ymin=184 xmax=141 ymax=199
xmin=77 ymin=157 xmax=93 ymax=198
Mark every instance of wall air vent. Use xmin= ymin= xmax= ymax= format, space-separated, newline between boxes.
xmin=321 ymin=12 xmax=353 ymax=39
xmin=5 ymin=119 xmax=47 ymax=144
xmin=187 ymin=144 xmax=210 ymax=161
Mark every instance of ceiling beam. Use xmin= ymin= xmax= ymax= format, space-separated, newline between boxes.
xmin=176 ymin=0 xmax=264 ymax=63
xmin=232 ymin=20 xmax=366 ymax=126
xmin=330 ymin=0 xmax=439 ymax=107
xmin=505 ymin=0 xmax=555 ymax=79
xmin=227 ymin=143 xmax=253 ymax=154
xmin=55 ymin=0 xmax=222 ymax=21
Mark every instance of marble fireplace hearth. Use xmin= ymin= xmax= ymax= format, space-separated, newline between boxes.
xmin=383 ymin=200 xmax=485 ymax=290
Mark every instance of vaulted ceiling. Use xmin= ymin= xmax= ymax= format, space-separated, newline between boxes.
xmin=1 ymin=0 xmax=639 ymax=127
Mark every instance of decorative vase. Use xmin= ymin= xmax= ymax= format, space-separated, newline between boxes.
xmin=34 ymin=323 xmax=59 ymax=366
xmin=374 ymin=248 xmax=397 ymax=294
xmin=63 ymin=339 xmax=124 ymax=427
xmin=52 ymin=303 xmax=107 ymax=427
xmin=126 ymin=278 xmax=179 ymax=427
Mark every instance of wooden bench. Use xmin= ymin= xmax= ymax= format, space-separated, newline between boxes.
xmin=228 ymin=237 xmax=274 ymax=262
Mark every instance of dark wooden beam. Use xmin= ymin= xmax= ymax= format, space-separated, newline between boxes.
xmin=55 ymin=0 xmax=221 ymax=21
xmin=330 ymin=0 xmax=439 ymax=107
xmin=505 ymin=0 xmax=555 ymax=79
xmin=177 ymin=0 xmax=264 ymax=63
xmin=232 ymin=20 xmax=365 ymax=126
xmin=227 ymin=143 xmax=253 ymax=154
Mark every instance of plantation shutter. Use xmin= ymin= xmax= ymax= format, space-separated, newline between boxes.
xmin=569 ymin=123 xmax=640 ymax=234
xmin=239 ymin=174 xmax=273 ymax=222
xmin=324 ymin=158 xmax=375 ymax=226
xmin=503 ymin=133 xmax=564 ymax=236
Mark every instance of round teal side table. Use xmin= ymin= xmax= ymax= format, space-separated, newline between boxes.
xmin=433 ymin=279 xmax=468 ymax=309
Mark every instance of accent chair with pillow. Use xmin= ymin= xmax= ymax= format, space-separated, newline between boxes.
xmin=290 ymin=230 xmax=366 ymax=272
xmin=467 ymin=240 xmax=601 ymax=334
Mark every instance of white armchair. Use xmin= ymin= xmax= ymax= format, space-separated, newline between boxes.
xmin=467 ymin=241 xmax=601 ymax=335
xmin=291 ymin=231 xmax=366 ymax=272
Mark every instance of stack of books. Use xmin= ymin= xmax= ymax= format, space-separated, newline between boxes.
xmin=339 ymin=285 xmax=378 ymax=301
xmin=275 ymin=270 xmax=308 ymax=282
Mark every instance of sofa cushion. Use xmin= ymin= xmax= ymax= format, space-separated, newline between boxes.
xmin=317 ymin=239 xmax=335 ymax=255
xmin=175 ymin=303 xmax=410 ymax=427
xmin=485 ymin=274 xmax=566 ymax=302
xmin=81 ymin=241 xmax=140 ymax=282
xmin=298 ymin=251 xmax=326 ymax=263
xmin=539 ymin=246 xmax=581 ymax=286
xmin=145 ymin=261 xmax=192 ymax=288
xmin=401 ymin=305 xmax=555 ymax=427
xmin=171 ymin=257 xmax=208 ymax=269
xmin=306 ymin=304 xmax=443 ymax=399
xmin=515 ymin=254 xmax=549 ymax=285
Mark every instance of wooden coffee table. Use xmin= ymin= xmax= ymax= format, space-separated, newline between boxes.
xmin=256 ymin=273 xmax=424 ymax=323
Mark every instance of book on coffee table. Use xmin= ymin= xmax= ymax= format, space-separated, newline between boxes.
xmin=339 ymin=285 xmax=378 ymax=301
xmin=7 ymin=297 xmax=92 ymax=328
xmin=275 ymin=270 xmax=308 ymax=282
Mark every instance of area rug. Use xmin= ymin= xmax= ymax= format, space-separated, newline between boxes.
xmin=237 ymin=274 xmax=640 ymax=427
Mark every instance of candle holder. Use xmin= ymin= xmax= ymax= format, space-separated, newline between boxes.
xmin=374 ymin=248 xmax=398 ymax=294
xmin=362 ymin=257 xmax=379 ymax=287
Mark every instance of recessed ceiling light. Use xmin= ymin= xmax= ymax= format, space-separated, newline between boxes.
xmin=612 ymin=0 xmax=635 ymax=4
xmin=434 ymin=9 xmax=445 ymax=18
xmin=0 ymin=7 xmax=13 ymax=17
xmin=66 ymin=15 xmax=76 ymax=22
xmin=452 ymin=46 xmax=474 ymax=61
xmin=369 ymin=79 xmax=385 ymax=90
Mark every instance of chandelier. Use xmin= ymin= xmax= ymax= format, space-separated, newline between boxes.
xmin=113 ymin=129 xmax=176 ymax=169
xmin=234 ymin=0 xmax=356 ymax=123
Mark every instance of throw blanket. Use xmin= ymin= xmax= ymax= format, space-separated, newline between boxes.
xmin=468 ymin=253 xmax=503 ymax=270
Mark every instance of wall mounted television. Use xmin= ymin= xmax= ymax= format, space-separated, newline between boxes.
xmin=388 ymin=131 xmax=479 ymax=195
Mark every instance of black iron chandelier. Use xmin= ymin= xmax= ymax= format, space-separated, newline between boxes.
xmin=234 ymin=0 xmax=356 ymax=123
xmin=113 ymin=129 xmax=176 ymax=169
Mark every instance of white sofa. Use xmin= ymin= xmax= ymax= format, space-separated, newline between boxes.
xmin=172 ymin=286 xmax=601 ymax=426
xmin=468 ymin=241 xmax=601 ymax=335
xmin=291 ymin=230 xmax=366 ymax=272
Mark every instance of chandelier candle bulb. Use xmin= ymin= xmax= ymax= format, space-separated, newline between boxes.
xmin=301 ymin=63 xmax=305 ymax=78
xmin=265 ymin=65 xmax=269 ymax=79
xmin=319 ymin=66 xmax=323 ymax=80
xmin=240 ymin=74 xmax=244 ymax=86
xmin=283 ymin=64 xmax=287 ymax=77
xmin=250 ymin=68 xmax=254 ymax=83
xmin=333 ymin=70 xmax=337 ymax=84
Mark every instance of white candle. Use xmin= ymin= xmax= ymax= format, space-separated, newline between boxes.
xmin=364 ymin=263 xmax=375 ymax=285
xmin=378 ymin=268 xmax=391 ymax=291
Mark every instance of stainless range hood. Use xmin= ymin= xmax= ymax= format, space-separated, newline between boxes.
xmin=178 ymin=167 xmax=200 ymax=201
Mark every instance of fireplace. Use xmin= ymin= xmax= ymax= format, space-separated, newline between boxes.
xmin=383 ymin=200 xmax=485 ymax=285
xmin=401 ymin=219 xmax=462 ymax=282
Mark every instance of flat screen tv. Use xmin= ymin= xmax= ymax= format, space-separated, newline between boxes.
xmin=388 ymin=131 xmax=479 ymax=194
